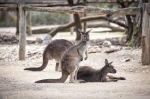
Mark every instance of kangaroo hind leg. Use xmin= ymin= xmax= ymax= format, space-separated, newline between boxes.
xmin=69 ymin=66 xmax=85 ymax=83
xmin=107 ymin=75 xmax=126 ymax=80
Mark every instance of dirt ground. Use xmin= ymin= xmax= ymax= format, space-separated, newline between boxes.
xmin=0 ymin=28 xmax=150 ymax=99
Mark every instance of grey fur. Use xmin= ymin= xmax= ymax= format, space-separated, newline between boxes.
xmin=77 ymin=59 xmax=126 ymax=82
xmin=24 ymin=39 xmax=73 ymax=71
xmin=35 ymin=29 xmax=91 ymax=83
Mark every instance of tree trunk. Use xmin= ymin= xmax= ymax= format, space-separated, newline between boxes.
xmin=73 ymin=14 xmax=82 ymax=40
xmin=126 ymin=15 xmax=133 ymax=42
xmin=26 ymin=11 xmax=32 ymax=36
xmin=67 ymin=0 xmax=82 ymax=40
xmin=83 ymin=0 xmax=87 ymax=32
xmin=117 ymin=0 xmax=134 ymax=43
xmin=117 ymin=0 xmax=146 ymax=47
xmin=128 ymin=0 xmax=148 ymax=47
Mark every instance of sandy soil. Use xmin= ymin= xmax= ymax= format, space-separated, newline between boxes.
xmin=0 ymin=28 xmax=150 ymax=99
xmin=0 ymin=44 xmax=150 ymax=99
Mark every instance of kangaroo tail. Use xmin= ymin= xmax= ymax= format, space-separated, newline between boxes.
xmin=119 ymin=77 xmax=126 ymax=80
xmin=24 ymin=67 xmax=44 ymax=71
xmin=35 ymin=71 xmax=69 ymax=83
xmin=24 ymin=49 xmax=49 ymax=71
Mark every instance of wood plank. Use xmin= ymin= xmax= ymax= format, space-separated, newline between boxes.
xmin=0 ymin=0 xmax=66 ymax=4
xmin=0 ymin=0 xmax=138 ymax=4
xmin=83 ymin=0 xmax=87 ymax=32
xmin=141 ymin=3 xmax=150 ymax=65
xmin=24 ymin=6 xmax=140 ymax=15
xmin=0 ymin=6 xmax=17 ymax=11
xmin=0 ymin=5 xmax=141 ymax=14
xmin=18 ymin=2 xmax=26 ymax=60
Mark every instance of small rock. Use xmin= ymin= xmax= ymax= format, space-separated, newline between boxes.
xmin=43 ymin=34 xmax=52 ymax=44
xmin=123 ymin=47 xmax=132 ymax=50
xmin=103 ymin=40 xmax=112 ymax=48
xmin=36 ymin=38 xmax=43 ymax=44
xmin=88 ymin=46 xmax=101 ymax=53
xmin=104 ymin=48 xmax=118 ymax=53
xmin=124 ymin=58 xmax=131 ymax=62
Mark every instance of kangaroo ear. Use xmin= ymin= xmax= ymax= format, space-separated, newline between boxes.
xmin=105 ymin=59 xmax=109 ymax=65
xmin=86 ymin=29 xmax=92 ymax=34
xmin=109 ymin=61 xmax=113 ymax=65
xmin=78 ymin=29 xmax=83 ymax=34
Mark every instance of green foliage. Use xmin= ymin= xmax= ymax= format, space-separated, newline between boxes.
xmin=96 ymin=3 xmax=119 ymax=9
xmin=0 ymin=11 xmax=70 ymax=27
xmin=0 ymin=12 xmax=17 ymax=27
xmin=118 ymin=0 xmax=123 ymax=3
xmin=31 ymin=12 xmax=70 ymax=26
xmin=128 ymin=22 xmax=141 ymax=47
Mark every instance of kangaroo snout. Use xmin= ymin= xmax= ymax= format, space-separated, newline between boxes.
xmin=113 ymin=69 xmax=117 ymax=73
xmin=86 ymin=37 xmax=90 ymax=41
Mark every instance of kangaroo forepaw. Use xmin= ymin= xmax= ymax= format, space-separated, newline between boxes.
xmin=84 ymin=57 xmax=88 ymax=60
xmin=119 ymin=77 xmax=126 ymax=80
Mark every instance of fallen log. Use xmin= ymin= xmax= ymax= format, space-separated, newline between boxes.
xmin=32 ymin=23 xmax=124 ymax=34
xmin=49 ymin=15 xmax=126 ymax=37
xmin=36 ymin=15 xmax=126 ymax=37
xmin=104 ymin=48 xmax=119 ymax=53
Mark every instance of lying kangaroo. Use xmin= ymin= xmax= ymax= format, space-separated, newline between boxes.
xmin=24 ymin=39 xmax=73 ymax=72
xmin=35 ymin=29 xmax=91 ymax=83
xmin=77 ymin=59 xmax=126 ymax=82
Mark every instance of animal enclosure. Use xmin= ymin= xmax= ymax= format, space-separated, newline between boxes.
xmin=0 ymin=0 xmax=150 ymax=65
xmin=0 ymin=0 xmax=150 ymax=99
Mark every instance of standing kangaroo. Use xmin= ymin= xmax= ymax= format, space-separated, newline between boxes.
xmin=24 ymin=39 xmax=73 ymax=72
xmin=77 ymin=59 xmax=126 ymax=82
xmin=35 ymin=29 xmax=91 ymax=83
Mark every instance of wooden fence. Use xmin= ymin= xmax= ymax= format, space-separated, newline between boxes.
xmin=0 ymin=0 xmax=150 ymax=65
xmin=141 ymin=3 xmax=150 ymax=65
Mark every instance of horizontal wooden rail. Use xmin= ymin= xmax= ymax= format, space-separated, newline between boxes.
xmin=0 ymin=6 xmax=17 ymax=11
xmin=0 ymin=0 xmax=66 ymax=4
xmin=0 ymin=5 xmax=142 ymax=16
xmin=0 ymin=0 xmax=138 ymax=4
xmin=24 ymin=6 xmax=140 ymax=15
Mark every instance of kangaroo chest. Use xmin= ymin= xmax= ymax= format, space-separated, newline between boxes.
xmin=78 ymin=43 xmax=88 ymax=53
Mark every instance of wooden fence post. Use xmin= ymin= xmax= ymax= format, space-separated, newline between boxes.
xmin=18 ymin=1 xmax=26 ymax=60
xmin=16 ymin=10 xmax=19 ymax=35
xmin=26 ymin=11 xmax=32 ymax=36
xmin=141 ymin=3 xmax=150 ymax=65
xmin=70 ymin=14 xmax=74 ymax=35
xmin=83 ymin=0 xmax=87 ymax=32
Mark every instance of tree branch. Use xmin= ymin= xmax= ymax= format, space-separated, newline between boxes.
xmin=48 ymin=15 xmax=127 ymax=37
